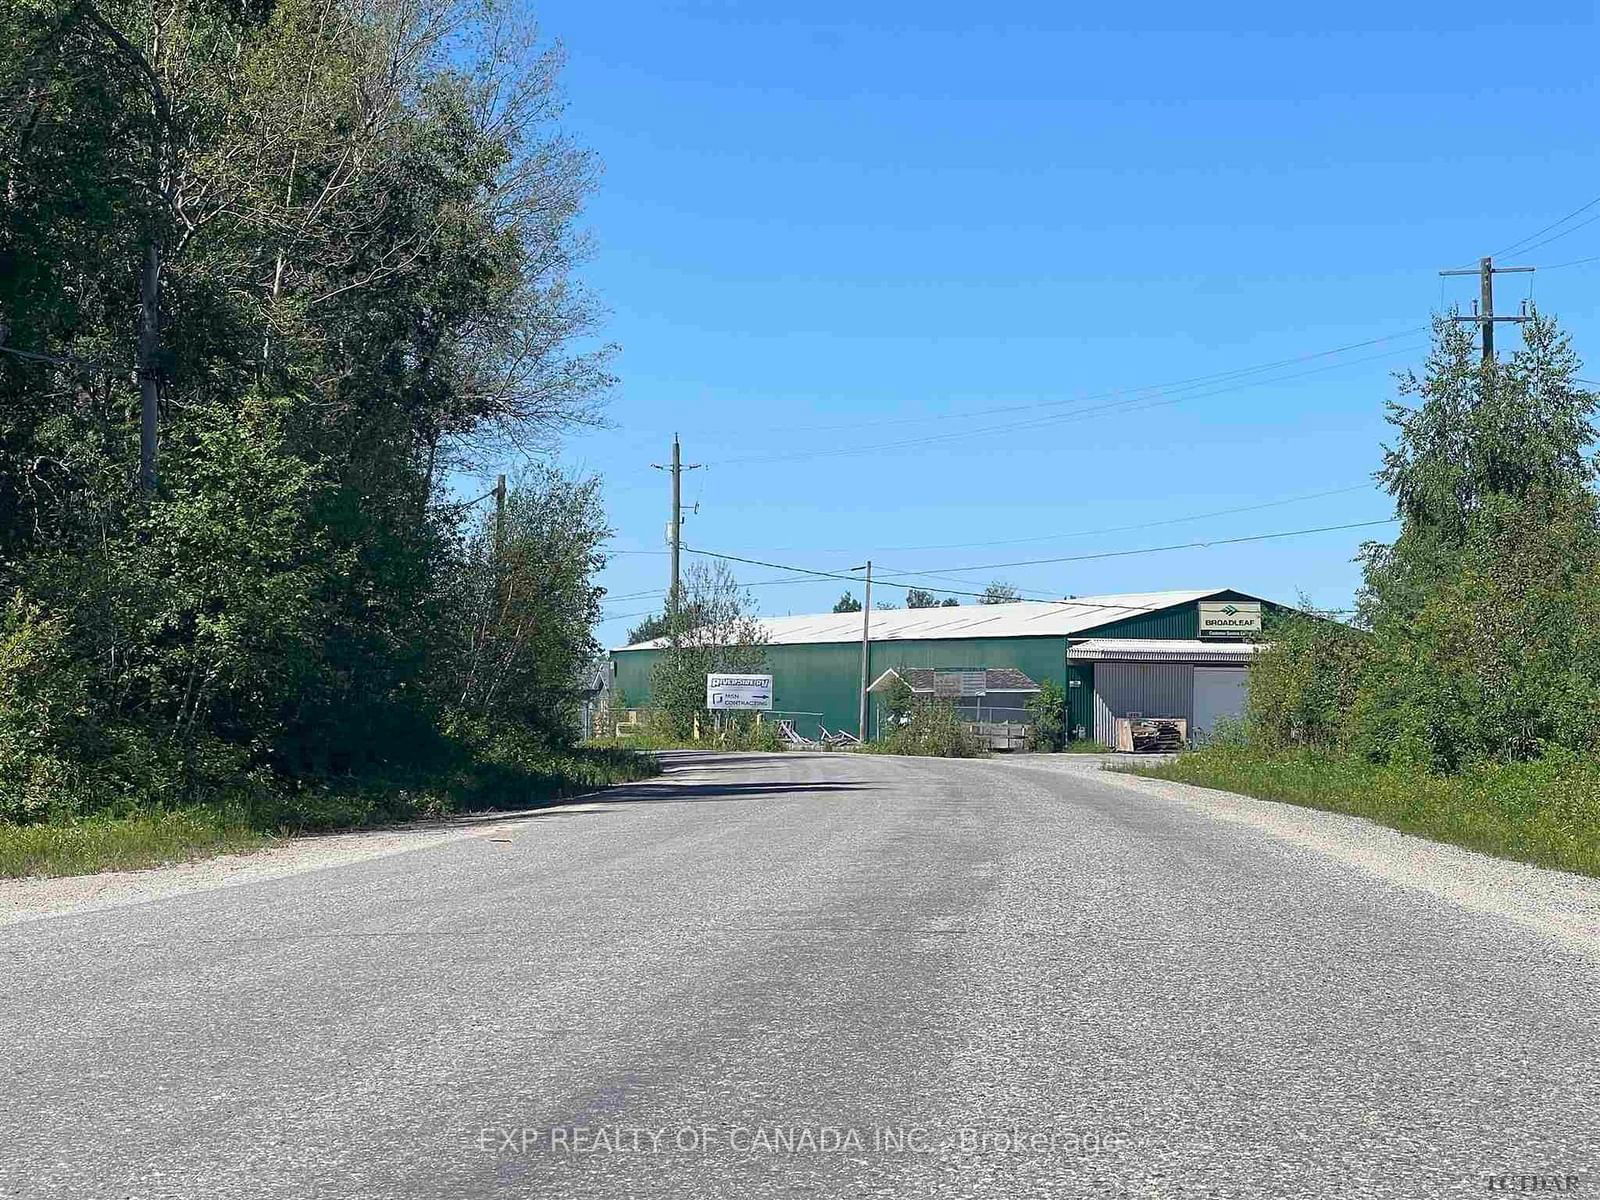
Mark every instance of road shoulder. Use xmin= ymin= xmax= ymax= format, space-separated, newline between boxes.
xmin=0 ymin=802 xmax=619 ymax=928
xmin=1010 ymin=755 xmax=1600 ymax=958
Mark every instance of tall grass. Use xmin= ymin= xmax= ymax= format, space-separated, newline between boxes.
xmin=1131 ymin=745 xmax=1600 ymax=878
xmin=1 ymin=743 xmax=660 ymax=879
xmin=0 ymin=809 xmax=271 ymax=879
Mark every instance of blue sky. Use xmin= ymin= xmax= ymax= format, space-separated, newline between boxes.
xmin=522 ymin=1 xmax=1600 ymax=642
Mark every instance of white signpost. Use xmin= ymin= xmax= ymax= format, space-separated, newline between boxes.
xmin=706 ymin=673 xmax=773 ymax=711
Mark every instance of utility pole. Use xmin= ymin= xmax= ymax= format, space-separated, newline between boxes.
xmin=1439 ymin=256 xmax=1534 ymax=364
xmin=853 ymin=560 xmax=873 ymax=741
xmin=138 ymin=242 xmax=161 ymax=492
xmin=492 ymin=473 xmax=508 ymax=611
xmin=652 ymin=434 xmax=701 ymax=630
xmin=493 ymin=474 xmax=507 ymax=561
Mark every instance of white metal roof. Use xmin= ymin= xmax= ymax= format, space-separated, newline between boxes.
xmin=614 ymin=589 xmax=1230 ymax=651
xmin=1068 ymin=638 xmax=1264 ymax=662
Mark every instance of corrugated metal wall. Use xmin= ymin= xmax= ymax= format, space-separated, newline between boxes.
xmin=1091 ymin=663 xmax=1194 ymax=745
xmin=611 ymin=635 xmax=1070 ymax=739
xmin=1080 ymin=589 xmax=1276 ymax=640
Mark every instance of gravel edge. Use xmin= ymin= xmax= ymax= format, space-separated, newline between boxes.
xmin=1041 ymin=759 xmax=1600 ymax=958
xmin=0 ymin=797 xmax=619 ymax=928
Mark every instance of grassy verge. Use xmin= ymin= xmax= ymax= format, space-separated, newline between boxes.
xmin=0 ymin=808 xmax=272 ymax=880
xmin=0 ymin=744 xmax=660 ymax=880
xmin=1128 ymin=745 xmax=1600 ymax=878
xmin=587 ymin=730 xmax=787 ymax=753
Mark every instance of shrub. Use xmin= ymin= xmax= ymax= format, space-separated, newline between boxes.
xmin=1026 ymin=679 xmax=1066 ymax=751
xmin=869 ymin=699 xmax=985 ymax=758
xmin=1246 ymin=607 xmax=1367 ymax=751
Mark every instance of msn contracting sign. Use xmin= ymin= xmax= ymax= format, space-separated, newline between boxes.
xmin=706 ymin=673 xmax=773 ymax=711
xmin=1198 ymin=600 xmax=1262 ymax=637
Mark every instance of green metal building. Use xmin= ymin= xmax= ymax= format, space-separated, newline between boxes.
xmin=609 ymin=588 xmax=1285 ymax=744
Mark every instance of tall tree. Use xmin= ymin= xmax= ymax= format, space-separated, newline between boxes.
xmin=648 ymin=562 xmax=768 ymax=738
xmin=0 ymin=0 xmax=614 ymax=813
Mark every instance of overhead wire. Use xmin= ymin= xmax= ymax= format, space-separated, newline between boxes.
xmin=1511 ymin=210 xmax=1600 ymax=260
xmin=680 ymin=516 xmax=1397 ymax=607
xmin=717 ymin=328 xmax=1429 ymax=438
xmin=727 ymin=482 xmax=1381 ymax=557
xmin=1534 ymin=253 xmax=1600 ymax=272
xmin=707 ymin=339 xmax=1428 ymax=470
xmin=1488 ymin=194 xmax=1600 ymax=260
xmin=873 ymin=517 xmax=1399 ymax=578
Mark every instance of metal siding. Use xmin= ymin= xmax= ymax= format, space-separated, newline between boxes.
xmin=611 ymin=634 xmax=1069 ymax=742
xmin=1091 ymin=663 xmax=1195 ymax=745
xmin=611 ymin=649 xmax=659 ymax=712
xmin=765 ymin=642 xmax=863 ymax=737
xmin=1067 ymin=662 xmax=1095 ymax=741
xmin=1077 ymin=591 xmax=1279 ymax=641
xmin=1083 ymin=605 xmax=1200 ymax=640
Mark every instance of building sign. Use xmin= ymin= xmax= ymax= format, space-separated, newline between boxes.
xmin=932 ymin=669 xmax=986 ymax=698
xmin=706 ymin=673 xmax=773 ymax=710
xmin=1198 ymin=600 xmax=1262 ymax=637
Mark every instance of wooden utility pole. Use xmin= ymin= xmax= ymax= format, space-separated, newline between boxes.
xmin=492 ymin=473 xmax=508 ymax=611
xmin=854 ymin=560 xmax=873 ymax=740
xmin=138 ymin=242 xmax=161 ymax=491
xmin=80 ymin=7 xmax=172 ymax=493
xmin=1439 ymin=256 xmax=1534 ymax=363
xmin=652 ymin=434 xmax=701 ymax=631
xmin=493 ymin=474 xmax=507 ymax=559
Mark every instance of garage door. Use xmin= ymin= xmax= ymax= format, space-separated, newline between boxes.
xmin=1192 ymin=667 xmax=1249 ymax=742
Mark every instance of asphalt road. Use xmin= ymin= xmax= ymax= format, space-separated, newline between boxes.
xmin=4 ymin=751 xmax=1597 ymax=1199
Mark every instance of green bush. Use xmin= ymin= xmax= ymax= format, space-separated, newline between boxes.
xmin=717 ymin=715 xmax=785 ymax=752
xmin=0 ymin=594 xmax=89 ymax=821
xmin=1026 ymin=679 xmax=1066 ymax=751
xmin=1247 ymin=607 xmax=1367 ymax=750
xmin=866 ymin=699 xmax=985 ymax=758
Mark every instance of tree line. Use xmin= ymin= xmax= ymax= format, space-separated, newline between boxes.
xmin=1250 ymin=314 xmax=1600 ymax=770
xmin=0 ymin=0 xmax=619 ymax=823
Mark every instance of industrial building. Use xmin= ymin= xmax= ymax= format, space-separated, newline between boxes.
xmin=610 ymin=588 xmax=1284 ymax=745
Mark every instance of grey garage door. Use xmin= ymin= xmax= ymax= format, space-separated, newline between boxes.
xmin=1192 ymin=666 xmax=1249 ymax=742
xmin=1091 ymin=663 xmax=1193 ymax=746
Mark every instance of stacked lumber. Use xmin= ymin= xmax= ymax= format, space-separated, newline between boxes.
xmin=1113 ymin=717 xmax=1187 ymax=753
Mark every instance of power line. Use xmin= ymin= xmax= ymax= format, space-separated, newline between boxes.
xmin=681 ymin=516 xmax=1397 ymax=606
xmin=429 ymin=487 xmax=499 ymax=513
xmin=1534 ymin=253 xmax=1600 ymax=272
xmin=602 ymin=570 xmax=833 ymax=605
xmin=1488 ymin=194 xmax=1600 ymax=260
xmin=706 ymin=339 xmax=1427 ymax=470
xmin=680 ymin=548 xmax=1121 ymax=606
xmin=718 ymin=328 xmax=1429 ymax=438
xmin=0 ymin=341 xmax=133 ymax=375
xmin=598 ymin=607 xmax=663 ymax=624
xmin=875 ymin=517 xmax=1398 ymax=578
xmin=895 ymin=513 xmax=1400 ymax=578
xmin=1512 ymin=210 xmax=1600 ymax=260
xmin=718 ymin=481 xmax=1378 ymax=556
